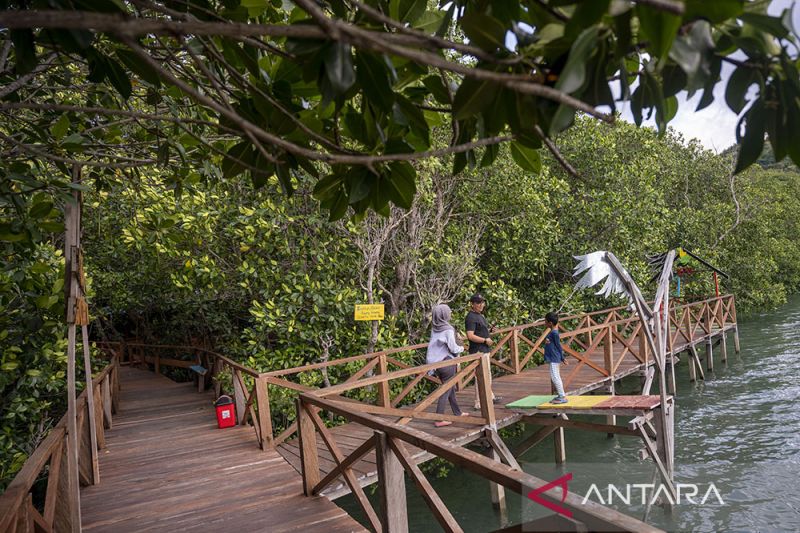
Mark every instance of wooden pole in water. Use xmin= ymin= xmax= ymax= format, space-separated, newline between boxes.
xmin=488 ymin=447 xmax=508 ymax=513
xmin=706 ymin=340 xmax=714 ymax=372
xmin=603 ymin=327 xmax=616 ymax=436
xmin=376 ymin=431 xmax=408 ymax=533
xmin=720 ymin=331 xmax=728 ymax=363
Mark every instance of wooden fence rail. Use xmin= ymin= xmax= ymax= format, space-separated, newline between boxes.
xmin=94 ymin=295 xmax=736 ymax=452
xmin=93 ymin=342 xmax=274 ymax=452
xmin=0 ymin=354 xmax=120 ymax=533
xmin=298 ymin=391 xmax=663 ymax=533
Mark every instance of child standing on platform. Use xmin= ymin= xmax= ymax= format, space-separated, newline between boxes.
xmin=544 ymin=312 xmax=568 ymax=404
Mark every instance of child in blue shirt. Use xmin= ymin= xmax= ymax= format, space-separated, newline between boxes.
xmin=544 ymin=312 xmax=568 ymax=404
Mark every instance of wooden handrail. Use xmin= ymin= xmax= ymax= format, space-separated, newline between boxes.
xmin=299 ymin=392 xmax=663 ymax=533
xmin=0 ymin=354 xmax=120 ymax=533
xmin=95 ymin=294 xmax=736 ymax=451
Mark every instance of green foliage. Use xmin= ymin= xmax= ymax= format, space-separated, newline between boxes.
xmin=0 ymin=238 xmax=68 ymax=488
xmin=0 ymin=0 xmax=798 ymax=220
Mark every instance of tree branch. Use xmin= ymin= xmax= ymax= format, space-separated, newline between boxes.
xmin=0 ymin=52 xmax=58 ymax=99
xmin=632 ymin=0 xmax=685 ymax=15
xmin=293 ymin=0 xmax=613 ymax=123
xmin=535 ymin=125 xmax=582 ymax=180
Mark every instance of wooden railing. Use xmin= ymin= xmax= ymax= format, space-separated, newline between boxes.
xmin=294 ymin=352 xmax=498 ymax=524
xmin=0 ymin=354 xmax=120 ymax=533
xmin=90 ymin=295 xmax=737 ymax=452
xmin=297 ymin=388 xmax=662 ymax=533
xmin=94 ymin=342 xmax=273 ymax=453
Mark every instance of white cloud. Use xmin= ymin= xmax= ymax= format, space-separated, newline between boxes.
xmin=618 ymin=0 xmax=799 ymax=153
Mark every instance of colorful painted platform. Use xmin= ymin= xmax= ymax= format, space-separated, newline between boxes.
xmin=506 ymin=394 xmax=665 ymax=411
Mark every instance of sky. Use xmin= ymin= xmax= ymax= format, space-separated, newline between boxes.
xmin=618 ymin=0 xmax=800 ymax=152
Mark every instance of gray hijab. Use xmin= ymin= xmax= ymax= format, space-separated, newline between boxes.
xmin=431 ymin=304 xmax=454 ymax=333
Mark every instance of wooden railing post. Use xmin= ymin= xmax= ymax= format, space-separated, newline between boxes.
xmin=732 ymin=295 xmax=741 ymax=353
xmin=111 ymin=357 xmax=120 ymax=414
xmin=510 ymin=329 xmax=520 ymax=373
xmin=603 ymin=326 xmax=616 ymax=436
xmin=704 ymin=305 xmax=714 ymax=372
xmin=233 ymin=369 xmax=246 ymax=424
xmin=639 ymin=320 xmax=649 ymax=365
xmin=376 ymin=432 xmax=408 ymax=533
xmin=255 ymin=375 xmax=273 ymax=450
xmin=101 ymin=374 xmax=113 ymax=429
xmin=377 ymin=354 xmax=390 ymax=407
xmin=296 ymin=397 xmax=320 ymax=496
xmin=476 ymin=354 xmax=496 ymax=428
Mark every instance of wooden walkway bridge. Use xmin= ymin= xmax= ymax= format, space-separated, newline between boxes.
xmin=0 ymin=295 xmax=738 ymax=532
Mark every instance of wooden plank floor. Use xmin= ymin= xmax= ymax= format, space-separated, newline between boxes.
xmin=80 ymin=367 xmax=365 ymax=532
xmin=278 ymin=323 xmax=735 ymax=498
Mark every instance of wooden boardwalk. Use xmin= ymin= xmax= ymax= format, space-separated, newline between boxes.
xmin=0 ymin=295 xmax=736 ymax=532
xmin=80 ymin=367 xmax=365 ymax=532
xmin=277 ymin=317 xmax=736 ymax=499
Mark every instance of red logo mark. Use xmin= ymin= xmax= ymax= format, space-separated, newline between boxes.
xmin=527 ymin=472 xmax=573 ymax=518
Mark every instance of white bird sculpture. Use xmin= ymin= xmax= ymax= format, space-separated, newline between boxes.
xmin=573 ymin=251 xmax=633 ymax=301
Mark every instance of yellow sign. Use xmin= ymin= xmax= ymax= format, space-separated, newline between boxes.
xmin=354 ymin=304 xmax=385 ymax=321
xmin=678 ymin=247 xmax=686 ymax=258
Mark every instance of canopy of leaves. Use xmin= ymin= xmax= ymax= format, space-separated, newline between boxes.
xmin=0 ymin=0 xmax=799 ymax=220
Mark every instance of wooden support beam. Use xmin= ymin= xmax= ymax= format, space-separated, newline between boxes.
xmin=64 ymin=325 xmax=81 ymax=531
xmin=641 ymin=366 xmax=654 ymax=395
xmin=302 ymin=393 xmax=664 ymax=532
xmin=476 ymin=354 xmax=496 ymax=428
xmin=510 ymin=330 xmax=520 ymax=373
xmin=554 ymin=427 xmax=566 ymax=465
xmin=706 ymin=340 xmax=714 ymax=372
xmin=720 ymin=332 xmax=728 ymax=363
xmin=734 ymin=325 xmax=741 ymax=353
xmin=43 ymin=439 xmax=63 ymax=527
xmin=667 ymin=354 xmax=677 ymax=396
xmin=80 ymin=325 xmax=100 ymax=484
xmin=92 ymin=381 xmax=105 ymax=451
xmin=694 ymin=348 xmax=706 ymax=381
xmin=604 ymin=381 xmax=616 ymax=438
xmin=637 ymin=425 xmax=676 ymax=503
xmin=326 ymin=398 xmax=486 ymax=426
xmin=233 ymin=369 xmax=247 ymax=425
xmin=313 ymin=436 xmax=376 ymax=495
xmin=484 ymin=429 xmax=521 ymax=471
xmin=488 ymin=446 xmax=507 ymax=513
xmin=101 ymin=375 xmax=112 ymax=429
xmin=376 ymin=431 xmax=408 ymax=533
xmin=255 ymin=375 xmax=272 ymax=450
xmin=523 ymin=415 xmax=640 ymax=437
xmin=388 ymin=437 xmax=463 ymax=533
xmin=512 ymin=425 xmax=558 ymax=457
xmin=306 ymin=407 xmax=383 ymax=532
xmin=377 ymin=354 xmax=391 ymax=408
xmin=296 ymin=398 xmax=320 ymax=496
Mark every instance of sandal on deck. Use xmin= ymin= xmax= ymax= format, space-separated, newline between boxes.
xmin=434 ymin=420 xmax=453 ymax=427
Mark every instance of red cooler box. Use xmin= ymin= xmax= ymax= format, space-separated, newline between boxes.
xmin=215 ymin=395 xmax=236 ymax=428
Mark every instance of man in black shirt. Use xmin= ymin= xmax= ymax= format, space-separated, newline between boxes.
xmin=465 ymin=293 xmax=499 ymax=409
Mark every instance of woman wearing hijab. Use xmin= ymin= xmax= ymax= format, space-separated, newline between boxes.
xmin=426 ymin=304 xmax=468 ymax=427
